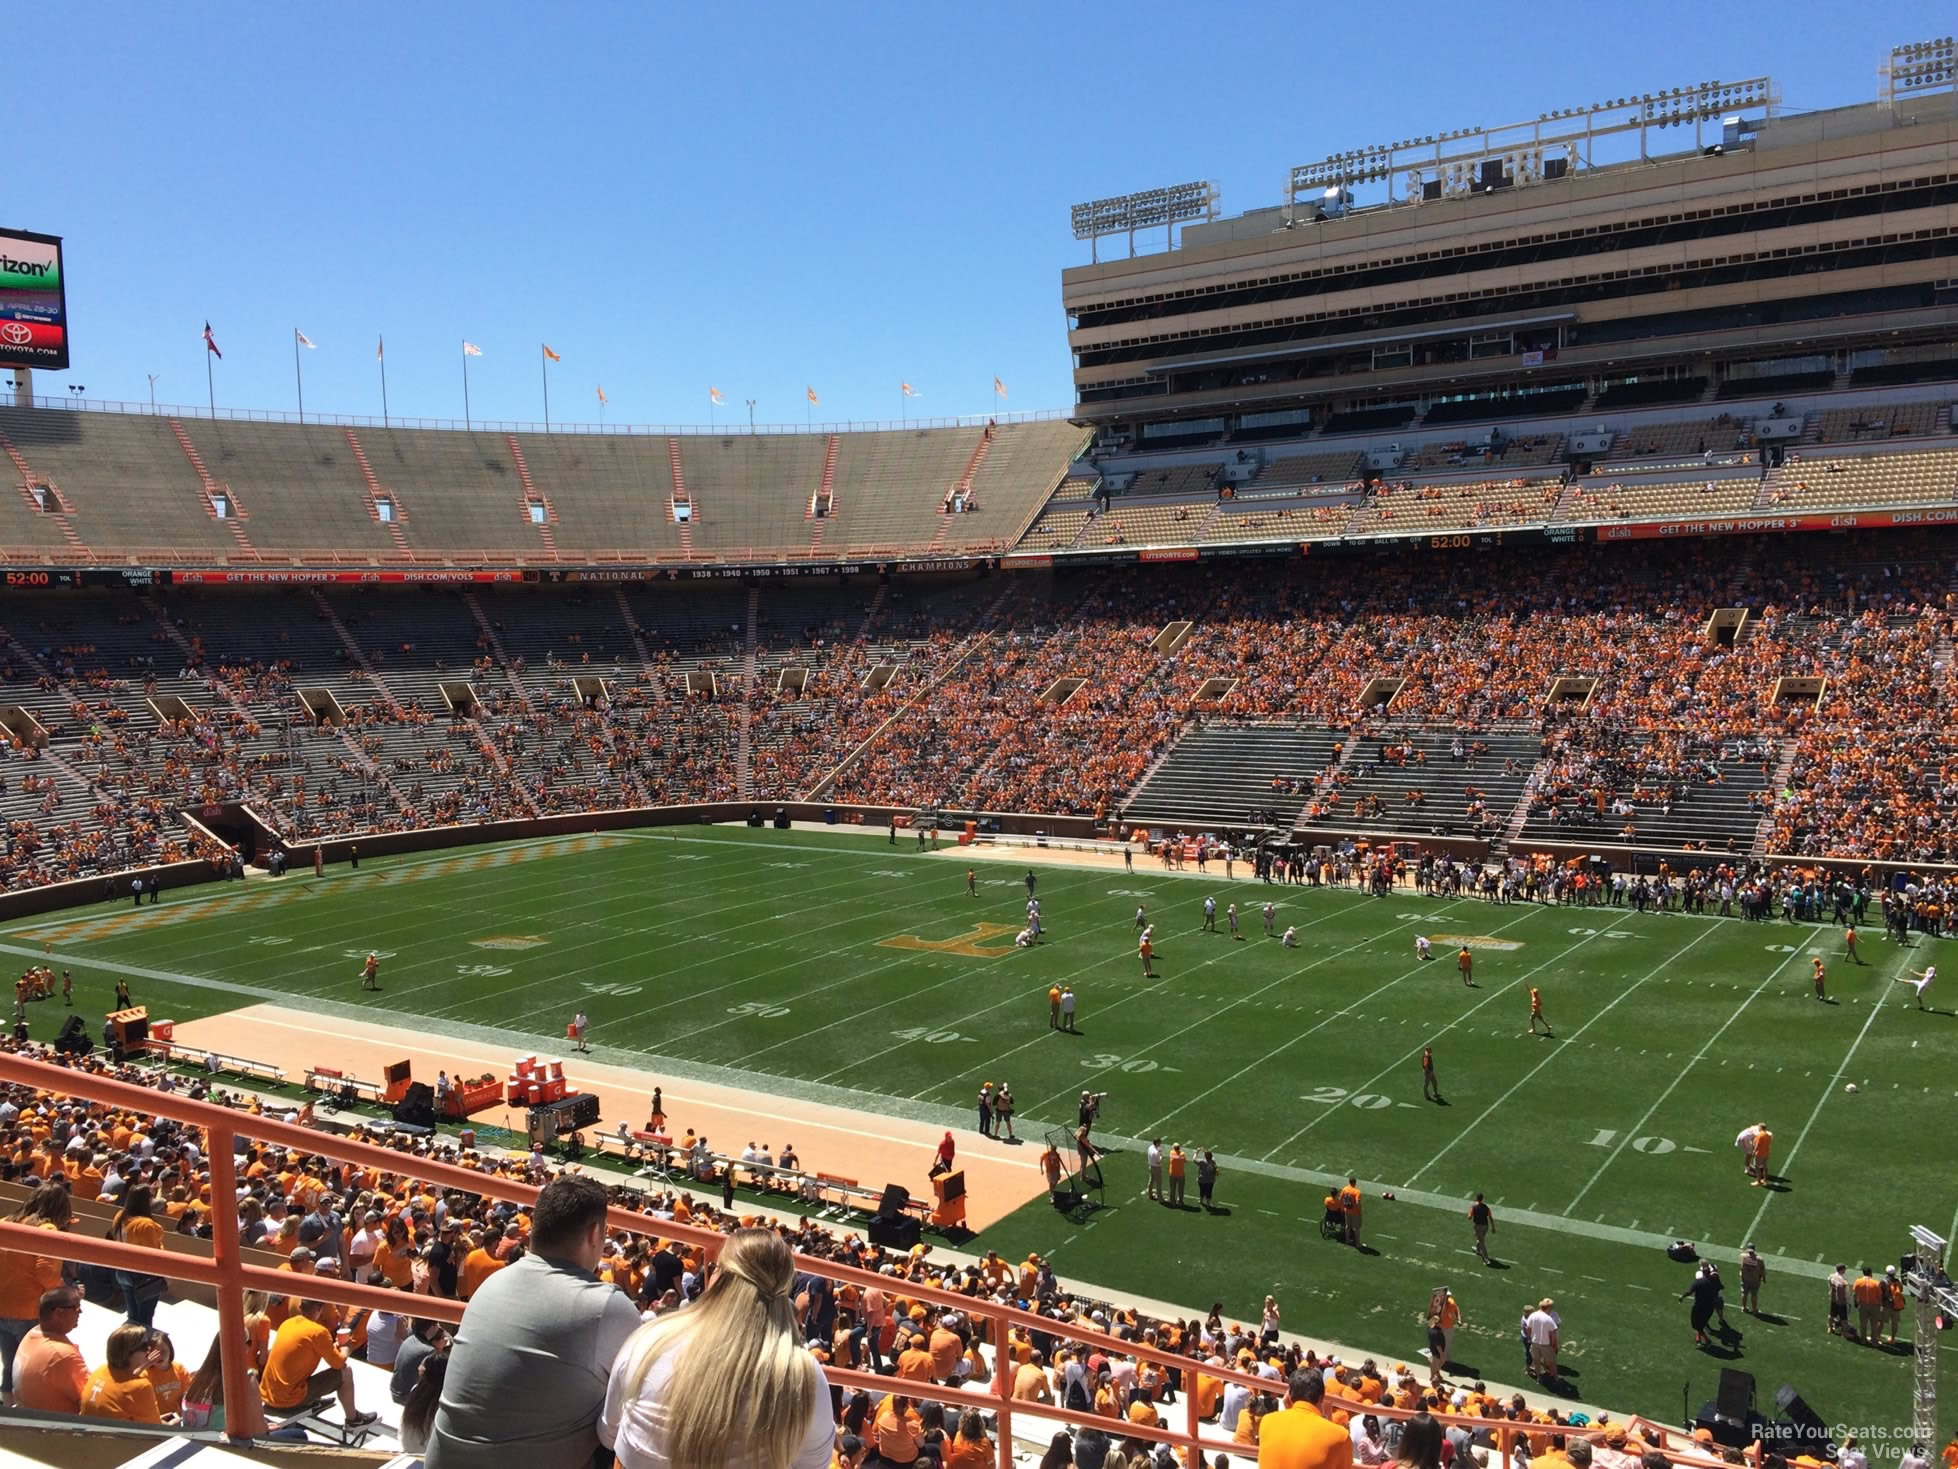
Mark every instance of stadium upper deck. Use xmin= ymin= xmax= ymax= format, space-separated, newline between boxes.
xmin=0 ymin=405 xmax=1087 ymax=572
xmin=1063 ymin=61 xmax=1958 ymax=452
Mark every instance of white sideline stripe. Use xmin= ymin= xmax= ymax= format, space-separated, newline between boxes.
xmin=1561 ymin=925 xmax=1823 ymax=1217
xmin=1401 ymin=920 xmax=1723 ymax=1191
xmin=7 ymin=938 xmax=1839 ymax=1285
xmin=0 ymin=832 xmax=631 ymax=938
xmin=1737 ymin=945 xmax=1908 ymax=1248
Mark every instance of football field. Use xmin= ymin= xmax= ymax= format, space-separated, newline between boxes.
xmin=11 ymin=826 xmax=1953 ymax=1432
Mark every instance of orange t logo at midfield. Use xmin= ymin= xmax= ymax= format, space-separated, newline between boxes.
xmin=879 ymin=922 xmax=1022 ymax=958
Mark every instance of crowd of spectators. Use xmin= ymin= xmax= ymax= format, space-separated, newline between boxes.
xmin=0 ymin=1037 xmax=1724 ymax=1465
xmin=0 ymin=533 xmax=1952 ymax=890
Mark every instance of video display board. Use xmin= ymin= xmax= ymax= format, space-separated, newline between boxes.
xmin=0 ymin=230 xmax=67 ymax=371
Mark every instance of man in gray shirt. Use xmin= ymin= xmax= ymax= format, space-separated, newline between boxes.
xmin=426 ymin=1176 xmax=640 ymax=1469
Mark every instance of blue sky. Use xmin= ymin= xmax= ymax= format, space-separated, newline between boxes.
xmin=10 ymin=2 xmax=1951 ymax=428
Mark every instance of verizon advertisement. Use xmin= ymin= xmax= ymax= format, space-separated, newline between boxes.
xmin=0 ymin=230 xmax=67 ymax=371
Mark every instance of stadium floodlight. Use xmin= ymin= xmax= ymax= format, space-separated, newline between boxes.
xmin=1285 ymin=72 xmax=1771 ymax=215
xmin=1883 ymin=36 xmax=1957 ymax=104
xmin=1070 ymin=179 xmax=1218 ymax=259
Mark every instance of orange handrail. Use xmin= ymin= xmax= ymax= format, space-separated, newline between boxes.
xmin=0 ymin=1051 xmax=1743 ymax=1466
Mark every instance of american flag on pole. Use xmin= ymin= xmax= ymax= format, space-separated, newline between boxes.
xmin=295 ymin=329 xmax=316 ymax=349
xmin=993 ymin=376 xmax=1007 ymax=399
xmin=462 ymin=341 xmax=483 ymax=357
xmin=202 ymin=322 xmax=222 ymax=359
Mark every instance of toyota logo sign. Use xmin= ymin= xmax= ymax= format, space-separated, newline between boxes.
xmin=0 ymin=323 xmax=30 ymax=346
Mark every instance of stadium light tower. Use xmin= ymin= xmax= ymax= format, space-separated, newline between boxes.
xmin=1904 ymin=1226 xmax=1958 ymax=1442
xmin=1070 ymin=180 xmax=1218 ymax=261
xmin=1882 ymin=36 xmax=1957 ymax=107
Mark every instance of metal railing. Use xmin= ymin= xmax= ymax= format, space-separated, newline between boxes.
xmin=0 ymin=1050 xmax=1753 ymax=1464
xmin=0 ymin=391 xmax=1073 ymax=439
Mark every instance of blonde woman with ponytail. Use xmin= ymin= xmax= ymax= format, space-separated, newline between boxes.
xmin=600 ymin=1229 xmax=832 ymax=1469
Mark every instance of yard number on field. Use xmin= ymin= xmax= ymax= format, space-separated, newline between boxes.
xmin=728 ymin=1001 xmax=790 ymax=1018
xmin=1301 ymin=1085 xmax=1396 ymax=1109
xmin=587 ymin=982 xmax=644 ymax=997
xmin=1084 ymin=1053 xmax=1168 ymax=1074
xmin=1587 ymin=1129 xmax=1693 ymax=1154
xmin=891 ymin=1027 xmax=978 ymax=1044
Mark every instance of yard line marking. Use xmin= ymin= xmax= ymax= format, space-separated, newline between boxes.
xmin=803 ymin=878 xmax=1388 ymax=1092
xmin=1130 ymin=897 xmax=1516 ymax=1138
xmin=1016 ymin=897 xmax=1441 ymax=1115
xmin=1738 ymin=945 xmax=1908 ymax=1248
xmin=1257 ymin=917 xmax=1632 ymax=1165
xmin=424 ymin=857 xmax=1113 ymax=1025
xmin=947 ymin=892 xmax=1393 ymax=1103
xmin=98 ymin=836 xmax=792 ymax=1001
xmin=1561 ymin=927 xmax=1822 ymax=1217
xmin=676 ymin=870 xmax=1156 ymax=1067
xmin=1402 ymin=921 xmax=1723 ymax=1191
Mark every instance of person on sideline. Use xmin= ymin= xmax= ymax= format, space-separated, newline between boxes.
xmin=426 ymin=1177 xmax=641 ymax=1469
xmin=600 ymin=1229 xmax=832 ymax=1469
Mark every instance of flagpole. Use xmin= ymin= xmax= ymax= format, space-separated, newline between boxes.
xmin=293 ymin=330 xmax=305 ymax=421
xmin=206 ymin=347 xmax=214 ymax=417
xmin=540 ymin=344 xmax=550 ymax=430
xmin=462 ymin=342 xmax=471 ymax=431
xmin=379 ymin=339 xmax=390 ymax=427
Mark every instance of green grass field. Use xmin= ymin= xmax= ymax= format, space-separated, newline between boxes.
xmin=11 ymin=827 xmax=1952 ymax=1434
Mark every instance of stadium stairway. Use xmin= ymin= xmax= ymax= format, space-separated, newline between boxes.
xmin=807 ymin=434 xmax=839 ymax=558
xmin=1120 ymin=723 xmax=1349 ymax=831
xmin=1750 ymin=738 xmax=1800 ymax=858
xmin=613 ymin=585 xmax=658 ymax=671
xmin=308 ymin=589 xmax=402 ymax=709
xmin=927 ymin=429 xmax=993 ymax=554
xmin=803 ymin=579 xmax=1018 ymax=801
xmin=665 ymin=439 xmax=695 ymax=559
xmin=0 ymin=429 xmax=90 ymax=558
xmin=341 ymin=428 xmax=415 ymax=557
xmin=737 ymin=584 xmax=760 ymax=799
xmin=166 ymin=419 xmax=258 ymax=561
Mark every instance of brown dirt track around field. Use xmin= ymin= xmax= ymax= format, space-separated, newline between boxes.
xmin=169 ymin=1003 xmax=1049 ymax=1230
